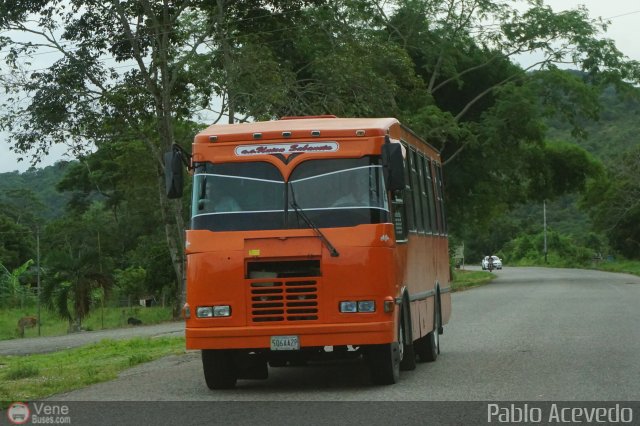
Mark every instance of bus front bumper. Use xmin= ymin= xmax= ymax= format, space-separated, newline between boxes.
xmin=185 ymin=321 xmax=394 ymax=350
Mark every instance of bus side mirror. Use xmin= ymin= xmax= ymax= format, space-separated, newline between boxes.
xmin=382 ymin=143 xmax=405 ymax=192
xmin=164 ymin=149 xmax=184 ymax=199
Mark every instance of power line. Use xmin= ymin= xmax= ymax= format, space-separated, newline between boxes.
xmin=605 ymin=10 xmax=640 ymax=20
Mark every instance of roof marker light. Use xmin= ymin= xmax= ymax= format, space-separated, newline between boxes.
xmin=356 ymin=130 xmax=366 ymax=136
xmin=282 ymin=131 xmax=292 ymax=138
xmin=253 ymin=132 xmax=262 ymax=139
xmin=209 ymin=136 xmax=218 ymax=142
xmin=311 ymin=130 xmax=321 ymax=137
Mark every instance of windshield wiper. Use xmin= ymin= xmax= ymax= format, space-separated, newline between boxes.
xmin=289 ymin=185 xmax=339 ymax=257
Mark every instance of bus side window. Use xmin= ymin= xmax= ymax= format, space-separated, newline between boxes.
xmin=390 ymin=144 xmax=408 ymax=242
xmin=409 ymin=148 xmax=424 ymax=233
xmin=424 ymin=158 xmax=437 ymax=233
xmin=402 ymin=141 xmax=415 ymax=232
xmin=418 ymin=154 xmax=431 ymax=233
xmin=392 ymin=192 xmax=407 ymax=242
xmin=435 ymin=163 xmax=447 ymax=234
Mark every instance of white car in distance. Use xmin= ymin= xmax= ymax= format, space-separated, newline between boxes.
xmin=482 ymin=256 xmax=502 ymax=270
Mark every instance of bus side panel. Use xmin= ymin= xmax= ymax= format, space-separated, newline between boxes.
xmin=401 ymin=232 xmax=440 ymax=341
xmin=436 ymin=235 xmax=452 ymax=326
xmin=440 ymin=291 xmax=452 ymax=326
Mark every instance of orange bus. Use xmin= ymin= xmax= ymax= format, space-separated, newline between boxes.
xmin=165 ymin=116 xmax=452 ymax=388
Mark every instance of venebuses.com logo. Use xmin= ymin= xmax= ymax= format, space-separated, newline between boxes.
xmin=6 ymin=401 xmax=72 ymax=424
xmin=6 ymin=402 xmax=30 ymax=424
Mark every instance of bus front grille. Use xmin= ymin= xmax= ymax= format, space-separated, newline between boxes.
xmin=250 ymin=280 xmax=319 ymax=322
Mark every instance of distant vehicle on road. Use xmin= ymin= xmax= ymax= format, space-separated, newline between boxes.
xmin=482 ymin=256 xmax=502 ymax=270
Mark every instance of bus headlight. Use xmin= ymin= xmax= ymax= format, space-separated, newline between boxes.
xmin=213 ymin=305 xmax=231 ymax=317
xmin=357 ymin=300 xmax=376 ymax=313
xmin=196 ymin=306 xmax=213 ymax=318
xmin=196 ymin=305 xmax=231 ymax=318
xmin=339 ymin=301 xmax=357 ymax=313
xmin=339 ymin=300 xmax=376 ymax=313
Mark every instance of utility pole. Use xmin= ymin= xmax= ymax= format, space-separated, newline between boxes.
xmin=37 ymin=226 xmax=41 ymax=336
xmin=543 ymin=200 xmax=548 ymax=264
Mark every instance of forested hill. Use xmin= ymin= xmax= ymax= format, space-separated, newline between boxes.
xmin=547 ymin=86 xmax=640 ymax=162
xmin=0 ymin=162 xmax=71 ymax=221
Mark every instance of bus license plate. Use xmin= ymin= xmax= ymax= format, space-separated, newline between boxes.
xmin=270 ymin=335 xmax=300 ymax=351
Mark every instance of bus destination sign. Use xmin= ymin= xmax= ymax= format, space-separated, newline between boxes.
xmin=235 ymin=142 xmax=339 ymax=156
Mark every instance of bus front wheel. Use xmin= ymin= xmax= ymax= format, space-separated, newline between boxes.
xmin=202 ymin=349 xmax=238 ymax=389
xmin=366 ymin=342 xmax=400 ymax=385
xmin=399 ymin=306 xmax=417 ymax=371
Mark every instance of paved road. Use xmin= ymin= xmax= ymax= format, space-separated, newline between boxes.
xmin=47 ymin=267 xmax=640 ymax=401
xmin=0 ymin=321 xmax=184 ymax=356
xmin=13 ymin=267 xmax=639 ymax=424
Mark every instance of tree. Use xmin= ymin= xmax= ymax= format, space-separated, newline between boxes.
xmin=114 ymin=266 xmax=147 ymax=307
xmin=0 ymin=213 xmax=34 ymax=272
xmin=41 ymin=205 xmax=113 ymax=329
xmin=0 ymin=0 xmax=330 ymax=316
xmin=0 ymin=260 xmax=35 ymax=308
xmin=376 ymin=0 xmax=637 ymax=231
xmin=216 ymin=1 xmax=633 ymax=230
xmin=583 ymin=145 xmax=640 ymax=258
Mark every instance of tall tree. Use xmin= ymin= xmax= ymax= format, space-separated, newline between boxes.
xmin=583 ymin=145 xmax=640 ymax=258
xmin=0 ymin=213 xmax=34 ymax=272
xmin=0 ymin=0 xmax=331 ymax=316
xmin=41 ymin=204 xmax=114 ymax=328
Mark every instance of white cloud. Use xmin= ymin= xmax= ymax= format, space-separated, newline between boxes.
xmin=0 ymin=137 xmax=71 ymax=173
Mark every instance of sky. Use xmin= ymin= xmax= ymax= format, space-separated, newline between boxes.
xmin=1 ymin=0 xmax=639 ymax=173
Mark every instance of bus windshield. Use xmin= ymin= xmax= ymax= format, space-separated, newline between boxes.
xmin=191 ymin=156 xmax=390 ymax=231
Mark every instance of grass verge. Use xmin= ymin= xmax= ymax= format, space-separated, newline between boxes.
xmin=0 ymin=336 xmax=185 ymax=406
xmin=0 ymin=306 xmax=174 ymax=341
xmin=451 ymin=269 xmax=495 ymax=291
xmin=591 ymin=259 xmax=640 ymax=277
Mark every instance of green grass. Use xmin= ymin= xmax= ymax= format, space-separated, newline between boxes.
xmin=591 ymin=259 xmax=640 ymax=276
xmin=510 ymin=257 xmax=640 ymax=278
xmin=451 ymin=269 xmax=495 ymax=291
xmin=4 ymin=363 xmax=40 ymax=380
xmin=0 ymin=306 xmax=174 ymax=341
xmin=0 ymin=336 xmax=185 ymax=405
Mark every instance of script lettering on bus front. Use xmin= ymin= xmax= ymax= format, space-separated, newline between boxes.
xmin=235 ymin=142 xmax=339 ymax=156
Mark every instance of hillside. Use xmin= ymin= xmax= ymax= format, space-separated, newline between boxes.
xmin=0 ymin=162 xmax=71 ymax=221
xmin=547 ymin=86 xmax=640 ymax=163
xmin=467 ymin=83 xmax=640 ymax=262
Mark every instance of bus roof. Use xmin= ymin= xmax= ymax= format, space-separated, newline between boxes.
xmin=194 ymin=117 xmax=400 ymax=144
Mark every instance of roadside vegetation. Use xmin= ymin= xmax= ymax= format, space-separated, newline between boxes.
xmin=0 ymin=336 xmax=185 ymax=406
xmin=591 ymin=260 xmax=640 ymax=276
xmin=451 ymin=269 xmax=495 ymax=292
xmin=504 ymin=254 xmax=640 ymax=277
xmin=0 ymin=306 xmax=173 ymax=341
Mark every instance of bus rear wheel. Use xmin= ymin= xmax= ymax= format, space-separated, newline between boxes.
xmin=415 ymin=302 xmax=440 ymax=363
xmin=202 ymin=349 xmax=238 ymax=389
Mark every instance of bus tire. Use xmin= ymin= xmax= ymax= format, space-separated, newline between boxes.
xmin=202 ymin=349 xmax=238 ymax=389
xmin=415 ymin=299 xmax=440 ymax=363
xmin=399 ymin=306 xmax=416 ymax=371
xmin=367 ymin=342 xmax=400 ymax=385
